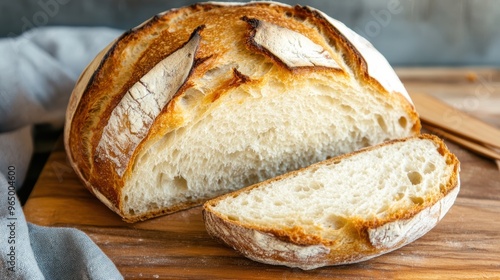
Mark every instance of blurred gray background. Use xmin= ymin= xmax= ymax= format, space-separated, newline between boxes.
xmin=1 ymin=0 xmax=499 ymax=66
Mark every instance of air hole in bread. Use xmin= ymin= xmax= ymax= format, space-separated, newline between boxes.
xmin=180 ymin=88 xmax=204 ymax=109
xmin=148 ymin=202 xmax=159 ymax=209
xmin=327 ymin=214 xmax=347 ymax=230
xmin=398 ymin=116 xmax=408 ymax=128
xmin=205 ymin=65 xmax=231 ymax=79
xmin=310 ymin=182 xmax=323 ymax=190
xmin=376 ymin=115 xmax=388 ymax=132
xmin=340 ymin=104 xmax=354 ymax=113
xmin=410 ymin=196 xmax=424 ymax=205
xmin=424 ymin=162 xmax=436 ymax=174
xmin=243 ymin=174 xmax=260 ymax=187
xmin=294 ymin=185 xmax=313 ymax=194
xmin=407 ymin=171 xmax=423 ymax=185
xmin=395 ymin=192 xmax=404 ymax=201
xmin=260 ymin=62 xmax=274 ymax=76
xmin=361 ymin=137 xmax=370 ymax=147
xmin=124 ymin=195 xmax=129 ymax=202
xmin=173 ymin=175 xmax=188 ymax=192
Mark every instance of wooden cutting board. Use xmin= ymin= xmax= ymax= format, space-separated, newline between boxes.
xmin=24 ymin=68 xmax=500 ymax=279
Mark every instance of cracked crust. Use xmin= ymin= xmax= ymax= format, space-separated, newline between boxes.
xmin=65 ymin=1 xmax=420 ymax=222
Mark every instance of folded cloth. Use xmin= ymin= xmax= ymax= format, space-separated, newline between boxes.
xmin=0 ymin=177 xmax=123 ymax=280
xmin=0 ymin=26 xmax=123 ymax=279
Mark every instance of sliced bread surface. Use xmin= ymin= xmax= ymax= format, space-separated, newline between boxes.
xmin=203 ymin=134 xmax=460 ymax=269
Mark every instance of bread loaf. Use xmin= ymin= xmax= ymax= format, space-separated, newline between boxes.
xmin=64 ymin=1 xmax=420 ymax=222
xmin=203 ymin=134 xmax=460 ymax=270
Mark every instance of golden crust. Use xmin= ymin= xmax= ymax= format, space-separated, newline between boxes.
xmin=65 ymin=1 xmax=421 ymax=222
xmin=202 ymin=134 xmax=460 ymax=269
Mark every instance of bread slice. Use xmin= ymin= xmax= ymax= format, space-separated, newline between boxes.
xmin=64 ymin=1 xmax=420 ymax=222
xmin=203 ymin=134 xmax=460 ymax=270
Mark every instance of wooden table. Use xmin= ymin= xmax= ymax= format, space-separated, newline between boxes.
xmin=24 ymin=68 xmax=500 ymax=279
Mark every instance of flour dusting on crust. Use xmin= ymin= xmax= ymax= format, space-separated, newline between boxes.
xmin=246 ymin=17 xmax=342 ymax=69
xmin=96 ymin=31 xmax=201 ymax=176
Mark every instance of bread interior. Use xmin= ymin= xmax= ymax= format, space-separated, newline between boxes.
xmin=121 ymin=63 xmax=416 ymax=217
xmin=209 ymin=137 xmax=454 ymax=243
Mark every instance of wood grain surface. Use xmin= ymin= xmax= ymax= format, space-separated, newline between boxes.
xmin=24 ymin=68 xmax=500 ymax=279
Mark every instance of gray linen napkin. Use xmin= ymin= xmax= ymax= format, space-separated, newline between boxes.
xmin=0 ymin=26 xmax=124 ymax=280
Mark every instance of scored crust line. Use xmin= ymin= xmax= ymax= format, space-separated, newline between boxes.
xmin=95 ymin=28 xmax=202 ymax=177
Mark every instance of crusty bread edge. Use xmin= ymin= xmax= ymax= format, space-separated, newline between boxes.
xmin=63 ymin=38 xmax=124 ymax=217
xmin=202 ymin=134 xmax=460 ymax=269
xmin=368 ymin=180 xmax=460 ymax=250
xmin=203 ymin=185 xmax=459 ymax=270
